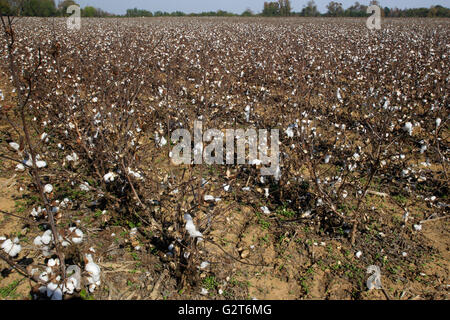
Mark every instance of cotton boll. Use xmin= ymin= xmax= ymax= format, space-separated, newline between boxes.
xmin=436 ymin=118 xmax=441 ymax=128
xmin=337 ymin=88 xmax=343 ymax=103
xmin=199 ymin=261 xmax=210 ymax=269
xmin=85 ymin=254 xmax=101 ymax=290
xmin=184 ymin=214 xmax=203 ymax=239
xmin=41 ymin=230 xmax=53 ymax=245
xmin=355 ymin=251 xmax=362 ymax=258
xmin=39 ymin=272 xmax=49 ymax=283
xmin=200 ymin=288 xmax=208 ymax=296
xmin=43 ymin=184 xmax=53 ymax=194
xmin=103 ymin=172 xmax=117 ymax=183
xmin=1 ymin=238 xmax=21 ymax=257
xmin=324 ymin=155 xmax=331 ymax=164
xmin=40 ymin=132 xmax=49 ymax=142
xmin=204 ymin=195 xmax=215 ymax=202
xmin=71 ymin=229 xmax=83 ymax=244
xmin=36 ymin=160 xmax=47 ymax=168
xmin=403 ymin=122 xmax=413 ymax=135
xmin=9 ymin=142 xmax=20 ymax=151
xmin=34 ymin=235 xmax=43 ymax=246
xmin=48 ymin=259 xmax=56 ymax=267
xmin=260 ymin=206 xmax=270 ymax=214
xmin=15 ymin=163 xmax=25 ymax=172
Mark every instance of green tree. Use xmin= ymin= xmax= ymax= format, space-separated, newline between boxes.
xmin=262 ymin=1 xmax=280 ymax=16
xmin=278 ymin=0 xmax=291 ymax=16
xmin=57 ymin=0 xmax=78 ymax=16
xmin=301 ymin=0 xmax=320 ymax=16
xmin=326 ymin=1 xmax=344 ymax=16
xmin=241 ymin=8 xmax=253 ymax=16
xmin=82 ymin=5 xmax=95 ymax=17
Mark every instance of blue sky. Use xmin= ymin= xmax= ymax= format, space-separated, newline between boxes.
xmin=71 ymin=0 xmax=450 ymax=15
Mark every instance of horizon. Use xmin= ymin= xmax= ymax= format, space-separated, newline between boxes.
xmin=68 ymin=1 xmax=450 ymax=15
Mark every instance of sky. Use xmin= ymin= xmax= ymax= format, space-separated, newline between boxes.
xmin=71 ymin=0 xmax=450 ymax=15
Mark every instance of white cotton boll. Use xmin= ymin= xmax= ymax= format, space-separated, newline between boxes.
xmin=34 ymin=235 xmax=43 ymax=246
xmin=199 ymin=261 xmax=210 ymax=269
xmin=128 ymin=168 xmax=143 ymax=180
xmin=0 ymin=236 xmax=6 ymax=241
xmin=36 ymin=160 xmax=47 ymax=168
xmin=43 ymin=184 xmax=53 ymax=194
xmin=9 ymin=142 xmax=20 ymax=151
xmin=104 ymin=172 xmax=117 ymax=183
xmin=260 ymin=206 xmax=270 ymax=214
xmin=352 ymin=153 xmax=360 ymax=161
xmin=414 ymin=224 xmax=422 ymax=231
xmin=41 ymin=230 xmax=53 ymax=245
xmin=264 ymin=188 xmax=269 ymax=198
xmin=200 ymin=288 xmax=208 ymax=296
xmin=223 ymin=185 xmax=230 ymax=192
xmin=15 ymin=163 xmax=25 ymax=172
xmin=72 ymin=229 xmax=83 ymax=244
xmin=285 ymin=127 xmax=294 ymax=138
xmin=337 ymin=88 xmax=343 ymax=103
xmin=403 ymin=122 xmax=413 ymax=135
xmin=184 ymin=214 xmax=203 ymax=239
xmin=204 ymin=195 xmax=215 ymax=202
xmin=79 ymin=182 xmax=90 ymax=191
xmin=324 ymin=155 xmax=331 ymax=164
xmin=48 ymin=259 xmax=56 ymax=267
xmin=39 ymin=272 xmax=49 ymax=283
xmin=159 ymin=136 xmax=167 ymax=147
xmin=40 ymin=132 xmax=48 ymax=142
xmin=92 ymin=97 xmax=98 ymax=103
xmin=436 ymin=118 xmax=441 ymax=128
xmin=355 ymin=251 xmax=362 ymax=259
xmin=1 ymin=239 xmax=21 ymax=257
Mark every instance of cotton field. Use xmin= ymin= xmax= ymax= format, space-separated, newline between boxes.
xmin=0 ymin=17 xmax=448 ymax=300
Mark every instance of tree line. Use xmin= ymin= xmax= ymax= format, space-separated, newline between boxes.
xmin=0 ymin=0 xmax=111 ymax=17
xmin=1 ymin=0 xmax=449 ymax=18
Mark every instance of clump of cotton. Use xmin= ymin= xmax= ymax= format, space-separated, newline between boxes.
xmin=103 ymin=172 xmax=117 ymax=183
xmin=64 ymin=265 xmax=81 ymax=295
xmin=184 ymin=214 xmax=203 ymax=240
xmin=9 ymin=141 xmax=20 ymax=151
xmin=1 ymin=238 xmax=21 ymax=257
xmin=34 ymin=230 xmax=53 ymax=256
xmin=128 ymin=168 xmax=143 ymax=180
xmin=403 ymin=122 xmax=413 ymax=136
xmin=436 ymin=118 xmax=441 ymax=128
xmin=69 ymin=227 xmax=84 ymax=244
xmin=79 ymin=182 xmax=90 ymax=191
xmin=260 ymin=206 xmax=270 ymax=214
xmin=85 ymin=254 xmax=101 ymax=293
xmin=65 ymin=152 xmax=79 ymax=164
xmin=43 ymin=184 xmax=53 ymax=194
